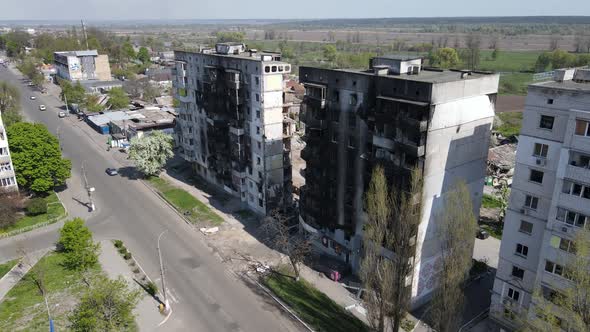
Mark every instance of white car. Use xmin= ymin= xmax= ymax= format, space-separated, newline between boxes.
xmin=30 ymin=95 xmax=36 ymax=100
xmin=58 ymin=111 xmax=66 ymax=118
xmin=39 ymin=105 xmax=46 ymax=111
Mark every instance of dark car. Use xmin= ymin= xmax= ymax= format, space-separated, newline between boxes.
xmin=105 ymin=168 xmax=118 ymax=176
xmin=476 ymin=228 xmax=490 ymax=239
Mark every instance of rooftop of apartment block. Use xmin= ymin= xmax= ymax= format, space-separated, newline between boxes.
xmin=531 ymin=68 xmax=590 ymax=92
xmin=302 ymin=55 xmax=497 ymax=84
xmin=174 ymin=43 xmax=288 ymax=65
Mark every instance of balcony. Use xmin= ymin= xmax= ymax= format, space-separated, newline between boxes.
xmin=401 ymin=117 xmax=428 ymax=132
xmin=225 ymin=70 xmax=240 ymax=90
xmin=303 ymin=95 xmax=326 ymax=110
xmin=229 ymin=126 xmax=244 ymax=136
xmin=373 ymin=135 xmax=395 ymax=150
xmin=178 ymin=88 xmax=191 ymax=103
xmin=565 ymin=164 xmax=590 ymax=184
xmin=0 ymin=155 xmax=11 ymax=164
xmin=397 ymin=137 xmax=426 ymax=157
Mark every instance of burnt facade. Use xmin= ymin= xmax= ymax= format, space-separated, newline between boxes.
xmin=299 ymin=56 xmax=499 ymax=308
xmin=174 ymin=44 xmax=294 ymax=214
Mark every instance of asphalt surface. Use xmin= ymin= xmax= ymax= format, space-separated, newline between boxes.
xmin=0 ymin=65 xmax=300 ymax=332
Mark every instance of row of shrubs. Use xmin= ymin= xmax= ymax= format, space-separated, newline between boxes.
xmin=113 ymin=240 xmax=158 ymax=297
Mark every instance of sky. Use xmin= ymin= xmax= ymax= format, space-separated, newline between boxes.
xmin=0 ymin=0 xmax=589 ymax=20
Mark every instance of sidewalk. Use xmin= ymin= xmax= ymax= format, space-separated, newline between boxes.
xmin=0 ymin=249 xmax=49 ymax=302
xmin=97 ymin=240 xmax=163 ymax=331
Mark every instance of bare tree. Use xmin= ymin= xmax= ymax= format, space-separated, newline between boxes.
xmin=0 ymin=190 xmax=22 ymax=229
xmin=428 ymin=180 xmax=478 ymax=332
xmin=550 ymin=35 xmax=560 ymax=51
xmin=259 ymin=210 xmax=311 ymax=280
xmin=462 ymin=33 xmax=481 ymax=70
xmin=361 ymin=166 xmax=422 ymax=332
xmin=524 ymin=229 xmax=590 ymax=331
xmin=489 ymin=34 xmax=500 ymax=50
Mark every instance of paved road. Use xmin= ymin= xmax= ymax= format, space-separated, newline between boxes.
xmin=0 ymin=66 xmax=301 ymax=332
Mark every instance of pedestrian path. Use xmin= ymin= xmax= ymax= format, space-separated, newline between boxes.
xmin=97 ymin=240 xmax=163 ymax=331
xmin=0 ymin=248 xmax=49 ymax=302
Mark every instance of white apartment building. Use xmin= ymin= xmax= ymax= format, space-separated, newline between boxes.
xmin=0 ymin=112 xmax=18 ymax=192
xmin=491 ymin=68 xmax=590 ymax=330
xmin=173 ymin=43 xmax=293 ymax=214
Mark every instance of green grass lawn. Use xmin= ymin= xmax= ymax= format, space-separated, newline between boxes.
xmin=264 ymin=273 xmax=369 ymax=332
xmin=499 ymin=73 xmax=534 ymax=95
xmin=482 ymin=194 xmax=503 ymax=209
xmin=0 ymin=252 xmax=101 ymax=331
xmin=479 ymin=50 xmax=541 ymax=72
xmin=0 ymin=192 xmax=66 ymax=235
xmin=481 ymin=223 xmax=503 ymax=240
xmin=0 ymin=259 xmax=19 ymax=279
xmin=147 ymin=176 xmax=224 ymax=225
xmin=494 ymin=111 xmax=523 ymax=137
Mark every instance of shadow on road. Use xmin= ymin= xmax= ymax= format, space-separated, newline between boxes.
xmin=118 ymin=166 xmax=143 ymax=181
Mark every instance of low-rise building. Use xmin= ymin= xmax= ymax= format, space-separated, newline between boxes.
xmin=0 ymin=111 xmax=18 ymax=192
xmin=54 ymin=50 xmax=112 ymax=82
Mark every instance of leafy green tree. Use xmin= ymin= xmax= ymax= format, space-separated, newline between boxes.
xmin=429 ymin=180 xmax=478 ymax=332
xmin=121 ymin=41 xmax=136 ymax=61
xmin=0 ymin=81 xmax=22 ymax=127
xmin=107 ymin=87 xmax=130 ymax=110
xmin=429 ymin=47 xmax=460 ymax=68
xmin=59 ymin=79 xmax=86 ymax=105
xmin=137 ymin=46 xmax=150 ymax=64
xmin=551 ymin=49 xmax=576 ymax=69
xmin=83 ymin=94 xmax=104 ymax=113
xmin=129 ymin=131 xmax=174 ymax=176
xmin=216 ymin=31 xmax=245 ymax=43
xmin=535 ymin=52 xmax=552 ymax=72
xmin=491 ymin=47 xmax=500 ymax=60
xmin=69 ymin=275 xmax=140 ymax=331
xmin=361 ymin=166 xmax=423 ymax=332
xmin=323 ymin=44 xmax=338 ymax=64
xmin=524 ymin=229 xmax=590 ymax=331
xmin=6 ymin=122 xmax=72 ymax=193
xmin=58 ymin=218 xmax=100 ymax=271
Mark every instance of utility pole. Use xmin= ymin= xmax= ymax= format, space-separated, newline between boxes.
xmin=81 ymin=20 xmax=89 ymax=50
xmin=81 ymin=161 xmax=95 ymax=211
xmin=157 ymin=230 xmax=170 ymax=312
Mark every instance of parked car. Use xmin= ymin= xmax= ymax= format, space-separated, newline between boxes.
xmin=39 ymin=105 xmax=46 ymax=111
xmin=58 ymin=111 xmax=66 ymax=118
xmin=30 ymin=95 xmax=36 ymax=100
xmin=476 ymin=228 xmax=490 ymax=239
xmin=105 ymin=168 xmax=118 ymax=176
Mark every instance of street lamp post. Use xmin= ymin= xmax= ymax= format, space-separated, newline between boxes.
xmin=81 ymin=161 xmax=95 ymax=211
xmin=157 ymin=230 xmax=170 ymax=312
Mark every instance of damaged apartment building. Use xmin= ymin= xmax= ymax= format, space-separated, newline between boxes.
xmin=299 ymin=56 xmax=499 ymax=307
xmin=173 ymin=43 xmax=294 ymax=214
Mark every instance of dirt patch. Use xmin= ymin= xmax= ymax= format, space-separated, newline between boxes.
xmin=496 ymin=95 xmax=526 ymax=113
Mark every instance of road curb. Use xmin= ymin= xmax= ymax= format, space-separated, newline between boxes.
xmin=139 ymin=179 xmax=196 ymax=229
xmin=239 ymin=271 xmax=315 ymax=332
